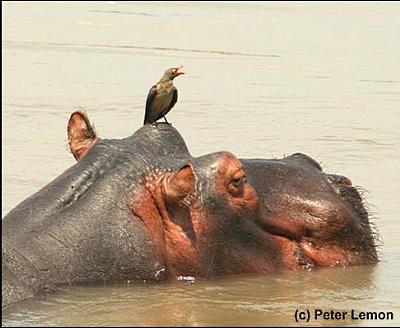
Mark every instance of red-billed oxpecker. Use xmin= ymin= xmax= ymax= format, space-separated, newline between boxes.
xmin=144 ymin=66 xmax=185 ymax=125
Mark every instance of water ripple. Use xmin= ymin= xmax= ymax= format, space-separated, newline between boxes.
xmin=3 ymin=40 xmax=279 ymax=59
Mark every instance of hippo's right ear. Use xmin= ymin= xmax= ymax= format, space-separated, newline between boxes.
xmin=67 ymin=111 xmax=98 ymax=161
xmin=162 ymin=164 xmax=196 ymax=201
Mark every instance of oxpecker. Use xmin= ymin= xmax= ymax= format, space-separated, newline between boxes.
xmin=144 ymin=66 xmax=185 ymax=125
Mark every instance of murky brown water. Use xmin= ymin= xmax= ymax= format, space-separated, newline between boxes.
xmin=2 ymin=1 xmax=400 ymax=326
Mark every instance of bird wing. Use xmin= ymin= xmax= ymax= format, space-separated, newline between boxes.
xmin=161 ymin=87 xmax=178 ymax=118
xmin=169 ymin=88 xmax=178 ymax=111
xmin=144 ymin=85 xmax=158 ymax=124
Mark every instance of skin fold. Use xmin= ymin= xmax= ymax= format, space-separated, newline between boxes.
xmin=2 ymin=111 xmax=378 ymax=307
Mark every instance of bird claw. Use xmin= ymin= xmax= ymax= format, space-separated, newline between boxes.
xmin=152 ymin=122 xmax=172 ymax=128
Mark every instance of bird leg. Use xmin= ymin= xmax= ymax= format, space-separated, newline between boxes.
xmin=163 ymin=116 xmax=172 ymax=125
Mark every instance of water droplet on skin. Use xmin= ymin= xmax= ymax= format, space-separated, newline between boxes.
xmin=155 ymin=267 xmax=166 ymax=279
xmin=177 ymin=276 xmax=195 ymax=282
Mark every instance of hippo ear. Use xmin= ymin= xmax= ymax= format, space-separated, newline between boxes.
xmin=67 ymin=110 xmax=98 ymax=161
xmin=163 ymin=164 xmax=196 ymax=200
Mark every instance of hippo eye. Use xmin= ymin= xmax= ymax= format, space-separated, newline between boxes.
xmin=231 ymin=176 xmax=245 ymax=189
xmin=228 ymin=175 xmax=246 ymax=196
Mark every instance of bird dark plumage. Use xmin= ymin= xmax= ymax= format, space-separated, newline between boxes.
xmin=143 ymin=66 xmax=185 ymax=125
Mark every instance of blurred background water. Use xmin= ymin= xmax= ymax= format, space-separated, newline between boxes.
xmin=2 ymin=1 xmax=400 ymax=326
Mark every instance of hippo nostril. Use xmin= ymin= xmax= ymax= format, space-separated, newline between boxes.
xmin=327 ymin=174 xmax=352 ymax=186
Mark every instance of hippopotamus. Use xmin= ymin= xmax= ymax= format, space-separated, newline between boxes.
xmin=2 ymin=111 xmax=378 ymax=307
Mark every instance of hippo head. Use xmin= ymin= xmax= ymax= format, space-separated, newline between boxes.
xmin=66 ymin=111 xmax=377 ymax=278
xmin=134 ymin=154 xmax=378 ymax=278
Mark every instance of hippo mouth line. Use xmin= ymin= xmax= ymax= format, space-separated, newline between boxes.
xmin=251 ymin=218 xmax=318 ymax=269
xmin=257 ymin=211 xmax=323 ymax=242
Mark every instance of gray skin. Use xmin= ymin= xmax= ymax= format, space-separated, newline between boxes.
xmin=144 ymin=67 xmax=184 ymax=125
xmin=2 ymin=126 xmax=177 ymax=306
xmin=2 ymin=113 xmax=378 ymax=308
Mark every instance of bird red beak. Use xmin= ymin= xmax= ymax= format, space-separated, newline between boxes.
xmin=175 ymin=66 xmax=185 ymax=76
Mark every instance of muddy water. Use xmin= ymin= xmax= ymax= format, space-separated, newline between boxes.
xmin=2 ymin=1 xmax=400 ymax=326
